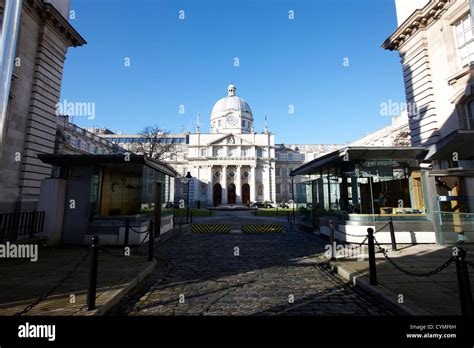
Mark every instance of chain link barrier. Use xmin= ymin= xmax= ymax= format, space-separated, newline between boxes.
xmin=15 ymin=247 xmax=93 ymax=316
xmin=102 ymin=230 xmax=150 ymax=257
xmin=332 ymin=223 xmax=388 ymax=246
xmin=373 ymin=237 xmax=455 ymax=277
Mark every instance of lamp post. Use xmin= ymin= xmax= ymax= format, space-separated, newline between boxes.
xmin=290 ymin=170 xmax=296 ymax=223
xmin=183 ymin=172 xmax=192 ymax=224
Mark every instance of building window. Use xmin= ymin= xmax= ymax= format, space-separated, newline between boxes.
xmin=300 ymin=154 xmax=305 ymax=161
xmin=288 ymin=183 xmax=293 ymax=195
xmin=287 ymin=153 xmax=293 ymax=161
xmin=467 ymin=100 xmax=474 ymax=129
xmin=257 ymin=148 xmax=263 ymax=158
xmin=218 ymin=120 xmax=222 ymax=127
xmin=200 ymin=148 xmax=206 ymax=157
xmin=276 ymin=183 xmax=281 ymax=195
xmin=275 ymin=168 xmax=281 ymax=177
xmin=454 ymin=14 xmax=474 ymax=67
xmin=275 ymin=153 xmax=280 ymax=160
xmin=242 ymin=120 xmax=246 ymax=127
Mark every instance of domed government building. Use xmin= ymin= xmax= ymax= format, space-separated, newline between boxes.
xmin=91 ymin=84 xmax=396 ymax=207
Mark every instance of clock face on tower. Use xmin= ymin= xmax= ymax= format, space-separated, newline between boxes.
xmin=226 ymin=115 xmax=238 ymax=126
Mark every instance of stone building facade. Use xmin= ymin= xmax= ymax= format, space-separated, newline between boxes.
xmin=0 ymin=0 xmax=85 ymax=213
xmin=383 ymin=0 xmax=474 ymax=214
xmin=96 ymin=84 xmax=343 ymax=207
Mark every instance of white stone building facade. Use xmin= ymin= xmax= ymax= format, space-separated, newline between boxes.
xmin=97 ymin=84 xmax=343 ymax=207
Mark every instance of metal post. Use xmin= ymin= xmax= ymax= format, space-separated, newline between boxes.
xmin=29 ymin=211 xmax=36 ymax=239
xmin=154 ymin=182 xmax=162 ymax=238
xmin=148 ymin=220 xmax=154 ymax=261
xmin=124 ymin=218 xmax=130 ymax=248
xmin=291 ymin=177 xmax=296 ymax=223
xmin=186 ymin=182 xmax=190 ymax=224
xmin=454 ymin=247 xmax=473 ymax=318
xmin=329 ymin=220 xmax=336 ymax=260
xmin=87 ymin=236 xmax=100 ymax=310
xmin=367 ymin=228 xmax=377 ymax=285
xmin=388 ymin=217 xmax=397 ymax=251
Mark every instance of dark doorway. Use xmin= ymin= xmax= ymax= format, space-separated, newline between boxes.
xmin=213 ymin=183 xmax=222 ymax=207
xmin=242 ymin=183 xmax=250 ymax=205
xmin=228 ymin=183 xmax=236 ymax=204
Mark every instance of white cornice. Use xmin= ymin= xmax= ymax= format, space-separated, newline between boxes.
xmin=382 ymin=0 xmax=450 ymax=51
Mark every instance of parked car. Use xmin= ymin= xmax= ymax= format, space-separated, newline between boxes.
xmin=251 ymin=201 xmax=277 ymax=208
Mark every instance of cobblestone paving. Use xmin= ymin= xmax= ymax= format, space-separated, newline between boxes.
xmin=125 ymin=221 xmax=393 ymax=316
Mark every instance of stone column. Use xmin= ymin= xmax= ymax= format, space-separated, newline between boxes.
xmin=250 ymin=165 xmax=256 ymax=202
xmin=263 ymin=165 xmax=271 ymax=202
xmin=207 ymin=165 xmax=213 ymax=206
xmin=222 ymin=165 xmax=228 ymax=204
xmin=236 ymin=165 xmax=242 ymax=204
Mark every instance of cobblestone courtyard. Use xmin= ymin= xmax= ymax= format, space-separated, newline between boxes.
xmin=117 ymin=213 xmax=393 ymax=316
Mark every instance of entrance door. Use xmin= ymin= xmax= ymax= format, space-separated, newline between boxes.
xmin=242 ymin=183 xmax=250 ymax=205
xmin=228 ymin=184 xmax=236 ymax=204
xmin=213 ymin=183 xmax=222 ymax=207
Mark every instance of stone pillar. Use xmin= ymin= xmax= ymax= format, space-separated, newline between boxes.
xmin=222 ymin=165 xmax=228 ymax=204
xmin=236 ymin=165 xmax=242 ymax=204
xmin=250 ymin=165 xmax=256 ymax=202
xmin=263 ymin=165 xmax=271 ymax=202
xmin=207 ymin=165 xmax=213 ymax=206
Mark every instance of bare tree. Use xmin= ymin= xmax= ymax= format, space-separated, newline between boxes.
xmin=132 ymin=125 xmax=176 ymax=161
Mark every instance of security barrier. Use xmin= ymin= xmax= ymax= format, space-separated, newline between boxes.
xmin=191 ymin=224 xmax=231 ymax=234
xmin=242 ymin=224 xmax=283 ymax=234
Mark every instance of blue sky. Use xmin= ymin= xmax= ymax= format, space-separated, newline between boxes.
xmin=61 ymin=0 xmax=405 ymax=144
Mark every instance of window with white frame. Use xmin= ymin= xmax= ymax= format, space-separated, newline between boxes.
xmin=287 ymin=153 xmax=293 ymax=161
xmin=200 ymin=148 xmax=206 ymax=157
xmin=275 ymin=168 xmax=281 ymax=176
xmin=454 ymin=14 xmax=474 ymax=67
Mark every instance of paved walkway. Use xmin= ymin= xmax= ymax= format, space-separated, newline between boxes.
xmin=328 ymin=242 xmax=474 ymax=315
xmin=120 ymin=216 xmax=393 ymax=316
xmin=0 ymin=243 xmax=155 ymax=316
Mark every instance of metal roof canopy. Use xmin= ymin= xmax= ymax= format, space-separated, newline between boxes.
xmin=425 ymin=129 xmax=474 ymax=161
xmin=292 ymin=146 xmax=426 ymax=176
xmin=38 ymin=154 xmax=177 ymax=178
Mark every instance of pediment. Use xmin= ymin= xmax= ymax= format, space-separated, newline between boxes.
xmin=207 ymin=134 xmax=254 ymax=146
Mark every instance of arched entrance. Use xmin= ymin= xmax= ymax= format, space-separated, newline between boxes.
xmin=213 ymin=183 xmax=222 ymax=207
xmin=242 ymin=183 xmax=250 ymax=205
xmin=228 ymin=184 xmax=236 ymax=205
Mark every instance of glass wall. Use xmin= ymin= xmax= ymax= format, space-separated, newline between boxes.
xmin=299 ymin=160 xmax=426 ymax=219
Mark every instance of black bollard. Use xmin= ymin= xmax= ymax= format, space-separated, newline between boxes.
xmin=329 ymin=221 xmax=336 ymax=260
xmin=454 ymin=247 xmax=474 ymax=318
xmin=124 ymin=218 xmax=130 ymax=248
xmin=367 ymin=228 xmax=377 ymax=285
xmin=87 ymin=236 xmax=100 ymax=310
xmin=389 ymin=217 xmax=397 ymax=251
xmin=148 ymin=220 xmax=154 ymax=261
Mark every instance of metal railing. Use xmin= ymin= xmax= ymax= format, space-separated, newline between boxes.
xmin=327 ymin=220 xmax=473 ymax=318
xmin=0 ymin=210 xmax=45 ymax=242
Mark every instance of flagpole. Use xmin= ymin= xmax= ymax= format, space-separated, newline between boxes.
xmin=0 ymin=0 xmax=22 ymax=157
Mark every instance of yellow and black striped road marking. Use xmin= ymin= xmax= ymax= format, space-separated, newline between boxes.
xmin=191 ymin=224 xmax=231 ymax=234
xmin=242 ymin=224 xmax=283 ymax=234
